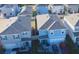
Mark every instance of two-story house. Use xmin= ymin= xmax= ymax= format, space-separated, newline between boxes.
xmin=38 ymin=15 xmax=66 ymax=45
xmin=50 ymin=4 xmax=65 ymax=15
xmin=0 ymin=6 xmax=32 ymax=53
xmin=64 ymin=14 xmax=79 ymax=46
xmin=66 ymin=4 xmax=79 ymax=14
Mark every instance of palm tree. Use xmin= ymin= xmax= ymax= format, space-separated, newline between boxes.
xmin=32 ymin=11 xmax=38 ymax=35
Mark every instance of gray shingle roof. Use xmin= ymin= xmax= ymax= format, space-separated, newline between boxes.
xmin=49 ymin=21 xmax=65 ymax=30
xmin=53 ymin=4 xmax=64 ymax=6
xmin=39 ymin=18 xmax=54 ymax=29
xmin=20 ymin=6 xmax=32 ymax=15
xmin=39 ymin=15 xmax=55 ymax=29
xmin=0 ymin=15 xmax=31 ymax=35
xmin=3 ymin=4 xmax=18 ymax=8
xmin=68 ymin=4 xmax=79 ymax=11
xmin=39 ymin=14 xmax=65 ymax=30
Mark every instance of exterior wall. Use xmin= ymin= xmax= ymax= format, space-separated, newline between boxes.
xmin=0 ymin=31 xmax=31 ymax=50
xmin=21 ymin=40 xmax=31 ymax=48
xmin=39 ymin=29 xmax=48 ymax=36
xmin=0 ymin=34 xmax=21 ymax=49
xmin=75 ymin=36 xmax=79 ymax=45
xmin=50 ymin=5 xmax=64 ymax=14
xmin=68 ymin=6 xmax=79 ymax=13
xmin=21 ymin=31 xmax=31 ymax=38
xmin=48 ymin=29 xmax=66 ymax=39
xmin=75 ymin=26 xmax=79 ymax=31
xmin=39 ymin=29 xmax=66 ymax=44
xmin=63 ymin=18 xmax=78 ymax=43
xmin=48 ymin=38 xmax=65 ymax=44
xmin=47 ymin=29 xmax=66 ymax=44
xmin=67 ymin=29 xmax=76 ymax=43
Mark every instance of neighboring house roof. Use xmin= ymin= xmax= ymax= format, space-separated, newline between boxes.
xmin=68 ymin=4 xmax=79 ymax=8
xmin=39 ymin=16 xmax=55 ymax=29
xmin=64 ymin=13 xmax=79 ymax=27
xmin=36 ymin=14 xmax=50 ymax=30
xmin=67 ymin=4 xmax=79 ymax=11
xmin=36 ymin=5 xmax=48 ymax=14
xmin=20 ymin=6 xmax=32 ymax=15
xmin=0 ymin=17 xmax=18 ymax=34
xmin=0 ymin=15 xmax=31 ymax=35
xmin=74 ymin=32 xmax=79 ymax=37
xmin=53 ymin=4 xmax=64 ymax=6
xmin=3 ymin=4 xmax=18 ymax=8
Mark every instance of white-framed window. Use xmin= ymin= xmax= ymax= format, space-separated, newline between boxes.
xmin=1 ymin=36 xmax=7 ymax=40
xmin=23 ymin=32 xmax=27 ymax=35
xmin=62 ymin=31 xmax=64 ymax=34
xmin=51 ymin=32 xmax=54 ymax=35
xmin=10 ymin=13 xmax=12 ymax=15
xmin=13 ymin=35 xmax=20 ymax=39
xmin=4 ymin=13 xmax=6 ymax=16
xmin=0 ymin=36 xmax=2 ymax=40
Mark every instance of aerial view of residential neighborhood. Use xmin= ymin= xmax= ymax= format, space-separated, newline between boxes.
xmin=0 ymin=4 xmax=79 ymax=54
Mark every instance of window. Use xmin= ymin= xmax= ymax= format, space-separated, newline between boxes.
xmin=0 ymin=10 xmax=1 ymax=12
xmin=53 ymin=12 xmax=56 ymax=14
xmin=41 ymin=40 xmax=47 ymax=45
xmin=0 ymin=36 xmax=2 ymax=40
xmin=13 ymin=35 xmax=19 ymax=39
xmin=78 ymin=8 xmax=79 ymax=13
xmin=10 ymin=13 xmax=12 ymax=15
xmin=4 ymin=13 xmax=6 ymax=16
xmin=51 ymin=32 xmax=53 ymax=34
xmin=62 ymin=32 xmax=64 ymax=34
xmin=76 ymin=38 xmax=79 ymax=41
xmin=5 ymin=36 xmax=7 ymax=40
xmin=23 ymin=42 xmax=29 ymax=47
xmin=2 ymin=36 xmax=7 ymax=40
xmin=23 ymin=32 xmax=27 ymax=35
xmin=26 ymin=42 xmax=29 ymax=46
xmin=76 ymin=37 xmax=79 ymax=45
xmin=60 ymin=9 xmax=62 ymax=14
xmin=21 ymin=38 xmax=26 ymax=41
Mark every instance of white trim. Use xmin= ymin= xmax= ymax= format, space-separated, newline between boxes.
xmin=64 ymin=17 xmax=75 ymax=31
xmin=47 ymin=21 xmax=56 ymax=30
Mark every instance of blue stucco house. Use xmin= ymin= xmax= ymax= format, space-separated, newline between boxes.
xmin=38 ymin=15 xmax=66 ymax=45
xmin=48 ymin=21 xmax=66 ymax=44
xmin=36 ymin=5 xmax=49 ymax=15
